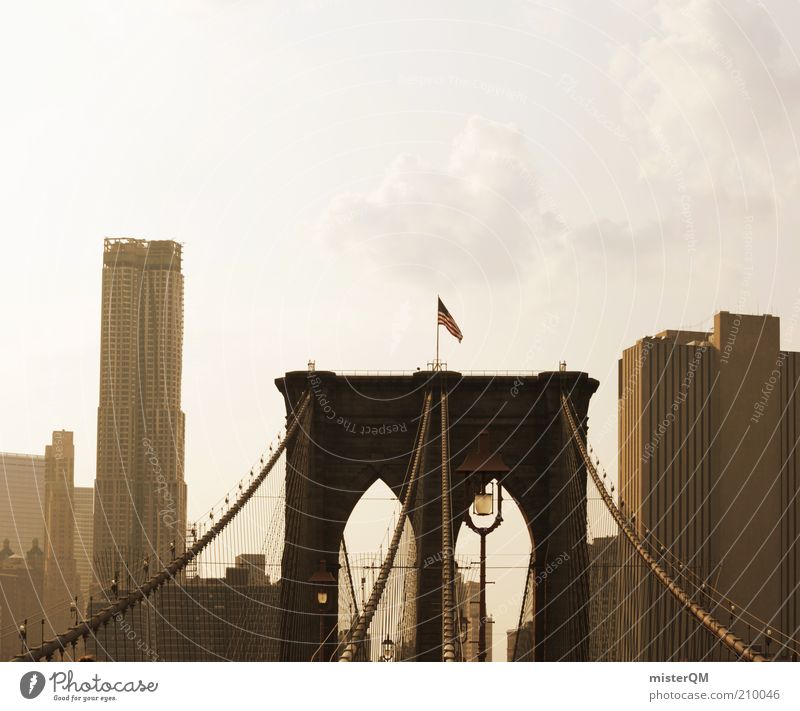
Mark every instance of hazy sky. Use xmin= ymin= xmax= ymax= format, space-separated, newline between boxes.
xmin=3 ymin=0 xmax=800 ymax=659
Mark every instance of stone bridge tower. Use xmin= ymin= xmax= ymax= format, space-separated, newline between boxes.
xmin=276 ymin=369 xmax=598 ymax=661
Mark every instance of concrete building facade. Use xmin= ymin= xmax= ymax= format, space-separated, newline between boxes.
xmin=617 ymin=312 xmax=800 ymax=660
xmin=72 ymin=486 xmax=94 ymax=601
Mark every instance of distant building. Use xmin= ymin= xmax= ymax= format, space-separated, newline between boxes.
xmin=0 ymin=452 xmax=45 ymax=556
xmin=43 ymin=431 xmax=78 ymax=626
xmin=506 ymin=562 xmax=535 ymax=662
xmin=234 ymin=553 xmax=271 ymax=584
xmin=587 ymin=535 xmax=619 ymax=661
xmin=617 ymin=312 xmax=800 ymax=660
xmin=85 ymin=559 xmax=280 ymax=661
xmin=506 ymin=621 xmax=534 ymax=662
xmin=93 ymin=239 xmax=187 ymax=580
xmin=72 ymin=486 xmax=94 ymax=601
xmin=0 ymin=538 xmax=45 ymax=660
xmin=460 ymin=580 xmax=492 ymax=662
xmin=0 ymin=440 xmax=93 ymax=654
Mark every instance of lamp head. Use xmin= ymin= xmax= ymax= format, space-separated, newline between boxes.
xmin=308 ymin=559 xmax=336 ymax=608
xmin=381 ymin=635 xmax=395 ymax=661
xmin=457 ymin=430 xmax=509 ymax=516
xmin=456 ymin=430 xmax=510 ymax=479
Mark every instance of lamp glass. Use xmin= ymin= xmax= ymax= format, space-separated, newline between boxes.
xmin=473 ymin=492 xmax=494 ymax=516
xmin=317 ymin=590 xmax=328 ymax=606
xmin=382 ymin=637 xmax=395 ymax=661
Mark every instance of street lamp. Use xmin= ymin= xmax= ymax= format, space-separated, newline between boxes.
xmin=457 ymin=429 xmax=510 ymax=663
xmin=381 ymin=635 xmax=395 ymax=662
xmin=18 ymin=619 xmax=27 ymax=655
xmin=308 ymin=559 xmax=335 ymax=661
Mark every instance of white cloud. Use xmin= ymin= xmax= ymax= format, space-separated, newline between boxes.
xmin=612 ymin=0 xmax=800 ymax=200
xmin=314 ymin=116 xmax=568 ymax=282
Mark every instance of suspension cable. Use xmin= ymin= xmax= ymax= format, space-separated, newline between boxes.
xmin=440 ymin=388 xmax=456 ymax=661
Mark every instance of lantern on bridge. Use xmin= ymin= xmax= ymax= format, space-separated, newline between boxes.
xmin=309 ymin=559 xmax=335 ymax=608
xmin=456 ymin=430 xmax=510 ymax=516
xmin=308 ymin=559 xmax=336 ymax=662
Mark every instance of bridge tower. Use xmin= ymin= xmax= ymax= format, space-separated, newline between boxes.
xmin=276 ymin=369 xmax=598 ymax=661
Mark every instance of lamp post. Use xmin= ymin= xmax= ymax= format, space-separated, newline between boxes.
xmin=457 ymin=429 xmax=510 ymax=663
xmin=308 ymin=559 xmax=335 ymax=661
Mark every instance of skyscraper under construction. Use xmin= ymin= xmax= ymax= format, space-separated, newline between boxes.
xmin=93 ymin=239 xmax=186 ymax=583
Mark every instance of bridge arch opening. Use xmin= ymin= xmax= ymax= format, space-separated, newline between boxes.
xmin=339 ymin=479 xmax=417 ymax=661
xmin=454 ymin=482 xmax=533 ymax=662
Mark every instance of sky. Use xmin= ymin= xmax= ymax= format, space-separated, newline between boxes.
xmin=3 ymin=0 xmax=800 ymax=660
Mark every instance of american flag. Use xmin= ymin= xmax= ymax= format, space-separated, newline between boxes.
xmin=437 ymin=297 xmax=463 ymax=343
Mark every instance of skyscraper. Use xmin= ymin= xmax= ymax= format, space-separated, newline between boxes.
xmin=93 ymin=239 xmax=186 ymax=582
xmin=43 ymin=430 xmax=78 ymax=613
xmin=617 ymin=311 xmax=800 ymax=660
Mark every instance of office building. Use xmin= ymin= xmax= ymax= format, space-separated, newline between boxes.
xmin=0 ymin=452 xmax=45 ymax=556
xmin=617 ymin=311 xmax=800 ymax=660
xmin=73 ymin=486 xmax=94 ymax=601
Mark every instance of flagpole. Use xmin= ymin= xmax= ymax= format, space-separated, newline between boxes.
xmin=436 ymin=321 xmax=440 ymax=367
xmin=436 ymin=298 xmax=440 ymax=368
